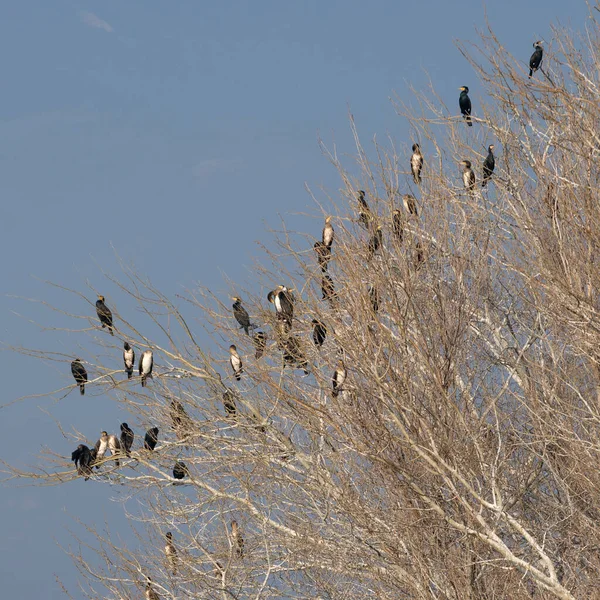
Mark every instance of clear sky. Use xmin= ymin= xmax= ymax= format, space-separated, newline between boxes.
xmin=0 ymin=2 xmax=589 ymax=597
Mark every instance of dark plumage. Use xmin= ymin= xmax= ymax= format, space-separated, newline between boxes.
xmin=145 ymin=578 xmax=160 ymax=600
xmin=314 ymin=241 xmax=332 ymax=272
xmin=392 ymin=209 xmax=404 ymax=244
xmin=96 ymin=295 xmax=114 ymax=335
xmin=173 ymin=461 xmax=188 ymax=480
xmin=367 ymin=226 xmax=383 ymax=258
xmin=461 ymin=160 xmax=476 ymax=193
xmin=267 ymin=286 xmax=294 ymax=328
xmin=232 ymin=297 xmax=253 ymax=335
xmin=356 ymin=190 xmax=371 ymax=228
xmin=165 ymin=532 xmax=178 ymax=576
xmin=223 ymin=390 xmax=237 ymax=419
xmin=71 ymin=359 xmax=87 ymax=395
xmin=231 ymin=520 xmax=244 ymax=558
xmin=321 ymin=274 xmax=337 ymax=306
xmin=139 ymin=350 xmax=153 ymax=387
xmin=120 ymin=423 xmax=134 ymax=456
xmin=459 ymin=86 xmax=472 ymax=126
xmin=253 ymin=331 xmax=267 ymax=359
xmin=312 ymin=319 xmax=326 ymax=348
xmin=482 ymin=145 xmax=495 ymax=187
xmin=529 ymin=41 xmax=543 ymax=78
xmin=123 ymin=342 xmax=135 ymax=379
xmin=144 ymin=427 xmax=159 ymax=451
xmin=71 ymin=444 xmax=94 ymax=480
xmin=415 ymin=241 xmax=425 ymax=269
xmin=411 ymin=143 xmax=423 ymax=184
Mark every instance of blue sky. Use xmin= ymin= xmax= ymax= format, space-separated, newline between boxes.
xmin=0 ymin=2 xmax=589 ymax=597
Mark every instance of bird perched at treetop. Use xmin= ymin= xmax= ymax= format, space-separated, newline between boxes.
xmin=459 ymin=86 xmax=472 ymax=126
xmin=529 ymin=41 xmax=543 ymax=78
xmin=95 ymin=295 xmax=114 ymax=335
xmin=71 ymin=358 xmax=87 ymax=395
xmin=231 ymin=297 xmax=253 ymax=335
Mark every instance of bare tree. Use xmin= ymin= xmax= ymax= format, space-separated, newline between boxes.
xmin=8 ymin=16 xmax=600 ymax=599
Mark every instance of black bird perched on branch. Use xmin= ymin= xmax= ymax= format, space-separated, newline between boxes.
xmin=173 ymin=461 xmax=188 ymax=480
xmin=253 ymin=331 xmax=267 ymax=359
xmin=314 ymin=241 xmax=332 ymax=272
xmin=312 ymin=319 xmax=326 ymax=348
xmin=411 ymin=143 xmax=423 ymax=184
xmin=229 ymin=345 xmax=243 ymax=381
xmin=231 ymin=296 xmax=253 ymax=335
xmin=95 ymin=295 xmax=114 ymax=335
xmin=461 ymin=160 xmax=476 ymax=193
xmin=144 ymin=427 xmax=159 ymax=451
xmin=120 ymin=423 xmax=134 ymax=456
xmin=123 ymin=341 xmax=135 ymax=379
xmin=529 ymin=41 xmax=543 ymax=78
xmin=71 ymin=444 xmax=94 ymax=480
xmin=367 ymin=226 xmax=383 ymax=258
xmin=268 ymin=285 xmax=294 ymax=329
xmin=403 ymin=194 xmax=418 ymax=217
xmin=356 ymin=190 xmax=371 ymax=228
xmin=482 ymin=145 xmax=495 ymax=187
xmin=139 ymin=350 xmax=153 ymax=387
xmin=369 ymin=285 xmax=380 ymax=314
xmin=71 ymin=359 xmax=87 ymax=395
xmin=321 ymin=274 xmax=337 ymax=306
xmin=223 ymin=390 xmax=237 ymax=419
xmin=145 ymin=578 xmax=160 ymax=600
xmin=231 ymin=520 xmax=245 ymax=558
xmin=459 ymin=86 xmax=472 ymax=126
xmin=332 ymin=360 xmax=347 ymax=398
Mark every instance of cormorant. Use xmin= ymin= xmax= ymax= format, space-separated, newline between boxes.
xmin=411 ymin=144 xmax=423 ymax=184
xmin=357 ymin=190 xmax=371 ymax=228
xmin=403 ymin=194 xmax=418 ymax=217
xmin=165 ymin=532 xmax=178 ymax=575
xmin=170 ymin=400 xmax=192 ymax=439
xmin=71 ymin=358 xmax=87 ymax=395
xmin=71 ymin=444 xmax=94 ymax=480
xmin=173 ymin=461 xmax=188 ymax=480
xmin=332 ymin=360 xmax=347 ymax=398
xmin=314 ymin=241 xmax=332 ymax=272
xmin=392 ymin=209 xmax=404 ymax=244
xmin=120 ymin=423 xmax=134 ymax=456
xmin=281 ymin=335 xmax=309 ymax=374
xmin=123 ymin=342 xmax=135 ymax=379
xmin=231 ymin=297 xmax=253 ymax=335
xmin=461 ymin=160 xmax=476 ymax=193
xmin=459 ymin=86 xmax=472 ymax=126
xmin=322 ymin=216 xmax=334 ymax=248
xmin=139 ymin=350 xmax=153 ymax=387
xmin=223 ymin=390 xmax=237 ymax=419
xmin=253 ymin=331 xmax=267 ymax=359
xmin=231 ymin=520 xmax=244 ymax=558
xmin=229 ymin=345 xmax=243 ymax=381
xmin=321 ymin=274 xmax=337 ymax=306
xmin=267 ymin=286 xmax=294 ymax=328
xmin=94 ymin=431 xmax=121 ymax=467
xmin=369 ymin=285 xmax=380 ymax=314
xmin=529 ymin=41 xmax=543 ymax=78
xmin=144 ymin=427 xmax=159 ymax=451
xmin=312 ymin=319 xmax=326 ymax=348
xmin=145 ymin=578 xmax=160 ymax=600
xmin=95 ymin=295 xmax=114 ymax=335
xmin=482 ymin=145 xmax=495 ymax=187
xmin=367 ymin=226 xmax=383 ymax=258
xmin=415 ymin=241 xmax=425 ymax=268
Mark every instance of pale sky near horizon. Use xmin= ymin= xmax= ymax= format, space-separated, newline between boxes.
xmin=0 ymin=2 xmax=590 ymax=597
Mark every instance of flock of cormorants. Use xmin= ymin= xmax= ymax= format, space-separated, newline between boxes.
xmin=64 ymin=41 xmax=544 ymax=597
